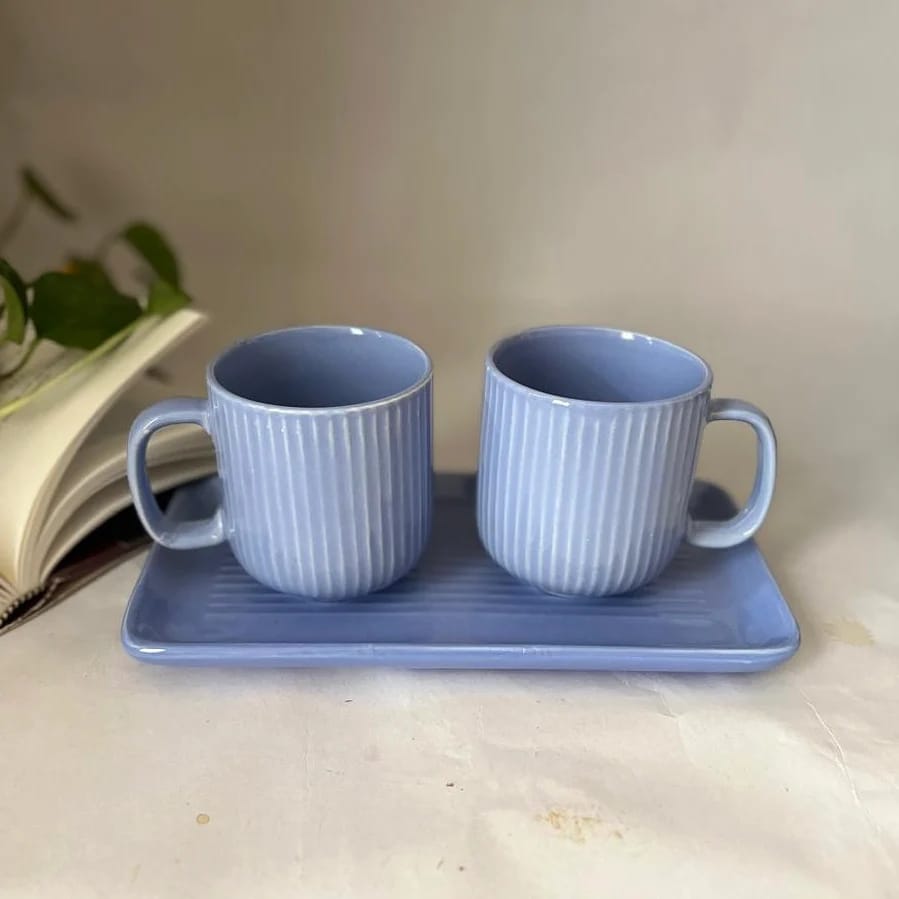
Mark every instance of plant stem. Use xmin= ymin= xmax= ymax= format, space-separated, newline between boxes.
xmin=0 ymin=338 xmax=40 ymax=378
xmin=0 ymin=189 xmax=30 ymax=254
xmin=0 ymin=318 xmax=143 ymax=421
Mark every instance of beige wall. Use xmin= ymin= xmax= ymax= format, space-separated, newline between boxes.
xmin=2 ymin=1 xmax=896 ymax=561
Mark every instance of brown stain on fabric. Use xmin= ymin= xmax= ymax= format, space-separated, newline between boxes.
xmin=824 ymin=617 xmax=874 ymax=647
xmin=538 ymin=809 xmax=602 ymax=844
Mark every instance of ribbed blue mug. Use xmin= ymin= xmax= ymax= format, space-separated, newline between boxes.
xmin=477 ymin=326 xmax=776 ymax=597
xmin=127 ymin=326 xmax=432 ymax=599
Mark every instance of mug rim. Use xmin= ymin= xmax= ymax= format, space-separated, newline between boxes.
xmin=486 ymin=325 xmax=713 ymax=408
xmin=207 ymin=325 xmax=433 ymax=414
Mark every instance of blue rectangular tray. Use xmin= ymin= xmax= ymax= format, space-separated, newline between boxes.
xmin=122 ymin=474 xmax=799 ymax=671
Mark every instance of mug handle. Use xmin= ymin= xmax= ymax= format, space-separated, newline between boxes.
xmin=127 ymin=398 xmax=225 ymax=549
xmin=686 ymin=398 xmax=776 ymax=549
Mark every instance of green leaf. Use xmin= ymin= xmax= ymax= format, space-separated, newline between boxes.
xmin=0 ymin=258 xmax=27 ymax=305
xmin=20 ymin=166 xmax=77 ymax=221
xmin=120 ymin=222 xmax=180 ymax=287
xmin=146 ymin=279 xmax=190 ymax=316
xmin=31 ymin=272 xmax=142 ymax=350
xmin=0 ymin=277 xmax=27 ymax=344
xmin=0 ymin=258 xmax=28 ymax=344
xmin=64 ymin=256 xmax=115 ymax=289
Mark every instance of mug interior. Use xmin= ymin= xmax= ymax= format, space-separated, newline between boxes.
xmin=212 ymin=327 xmax=430 ymax=408
xmin=492 ymin=327 xmax=710 ymax=403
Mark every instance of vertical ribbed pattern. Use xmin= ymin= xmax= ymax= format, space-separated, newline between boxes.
xmin=211 ymin=382 xmax=431 ymax=599
xmin=477 ymin=369 xmax=707 ymax=596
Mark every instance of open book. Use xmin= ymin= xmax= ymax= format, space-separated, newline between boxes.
xmin=0 ymin=309 xmax=216 ymax=632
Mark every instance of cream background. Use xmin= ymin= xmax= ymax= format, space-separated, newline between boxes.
xmin=1 ymin=3 xmax=898 ymax=896
xmin=3 ymin=1 xmax=897 ymax=503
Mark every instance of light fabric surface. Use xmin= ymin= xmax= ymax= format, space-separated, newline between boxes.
xmin=1 ymin=453 xmax=897 ymax=898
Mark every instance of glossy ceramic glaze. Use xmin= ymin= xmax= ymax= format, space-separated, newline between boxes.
xmin=127 ymin=326 xmax=432 ymax=599
xmin=121 ymin=474 xmax=799 ymax=671
xmin=477 ymin=326 xmax=776 ymax=596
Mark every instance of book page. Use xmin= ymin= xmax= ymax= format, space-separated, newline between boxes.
xmin=0 ymin=309 xmax=207 ymax=589
xmin=37 ymin=459 xmax=218 ymax=583
xmin=38 ymin=431 xmax=214 ymax=572
xmin=0 ymin=342 xmax=82 ymax=406
xmin=40 ymin=377 xmax=215 ymax=537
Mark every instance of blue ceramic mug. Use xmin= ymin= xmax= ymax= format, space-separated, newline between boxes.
xmin=127 ymin=326 xmax=432 ymax=599
xmin=477 ymin=326 xmax=776 ymax=597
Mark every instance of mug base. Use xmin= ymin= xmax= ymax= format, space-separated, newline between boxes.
xmin=536 ymin=583 xmax=645 ymax=599
xmin=540 ymin=587 xmax=597 ymax=599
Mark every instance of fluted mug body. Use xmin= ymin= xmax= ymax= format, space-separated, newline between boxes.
xmin=477 ymin=327 xmax=776 ymax=597
xmin=128 ymin=326 xmax=432 ymax=599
